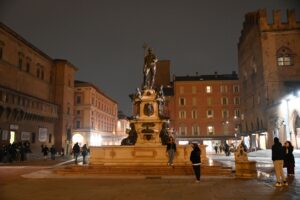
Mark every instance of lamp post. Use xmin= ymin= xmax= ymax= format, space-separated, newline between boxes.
xmin=285 ymin=98 xmax=291 ymax=141
xmin=234 ymin=133 xmax=237 ymax=148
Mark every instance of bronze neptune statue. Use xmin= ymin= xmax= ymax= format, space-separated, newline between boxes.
xmin=143 ymin=47 xmax=158 ymax=89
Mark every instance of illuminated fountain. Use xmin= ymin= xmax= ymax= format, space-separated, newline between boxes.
xmin=89 ymin=46 xmax=207 ymax=166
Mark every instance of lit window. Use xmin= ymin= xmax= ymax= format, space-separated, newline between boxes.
xmin=207 ymin=125 xmax=214 ymax=135
xmin=277 ymin=47 xmax=293 ymax=66
xmin=206 ymin=86 xmax=212 ymax=93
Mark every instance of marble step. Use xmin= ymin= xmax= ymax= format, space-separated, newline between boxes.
xmin=54 ymin=165 xmax=233 ymax=176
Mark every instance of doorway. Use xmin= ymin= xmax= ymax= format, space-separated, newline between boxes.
xmin=10 ymin=131 xmax=16 ymax=144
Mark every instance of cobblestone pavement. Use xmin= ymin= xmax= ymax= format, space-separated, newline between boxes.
xmin=0 ymin=174 xmax=296 ymax=200
xmin=0 ymin=151 xmax=299 ymax=200
xmin=207 ymin=150 xmax=300 ymax=200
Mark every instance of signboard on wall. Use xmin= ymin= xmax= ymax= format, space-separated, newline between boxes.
xmin=21 ymin=132 xmax=31 ymax=141
xmin=10 ymin=124 xmax=19 ymax=130
xmin=38 ymin=128 xmax=48 ymax=142
xmin=2 ymin=130 xmax=8 ymax=140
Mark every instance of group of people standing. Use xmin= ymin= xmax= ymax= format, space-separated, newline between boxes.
xmin=0 ymin=141 xmax=31 ymax=163
xmin=272 ymin=137 xmax=295 ymax=187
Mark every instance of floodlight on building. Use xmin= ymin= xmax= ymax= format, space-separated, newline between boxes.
xmin=90 ymin=133 xmax=102 ymax=146
xmin=72 ymin=133 xmax=84 ymax=146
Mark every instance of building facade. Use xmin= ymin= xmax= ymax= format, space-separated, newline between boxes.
xmin=154 ymin=60 xmax=171 ymax=89
xmin=0 ymin=23 xmax=77 ymax=154
xmin=168 ymin=72 xmax=241 ymax=151
xmin=73 ymin=81 xmax=118 ymax=147
xmin=238 ymin=9 xmax=300 ymax=149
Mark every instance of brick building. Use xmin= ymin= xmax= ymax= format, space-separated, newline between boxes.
xmin=73 ymin=81 xmax=118 ymax=146
xmin=168 ymin=72 xmax=241 ymax=151
xmin=154 ymin=60 xmax=171 ymax=89
xmin=238 ymin=9 xmax=300 ymax=149
xmin=0 ymin=23 xmax=77 ymax=154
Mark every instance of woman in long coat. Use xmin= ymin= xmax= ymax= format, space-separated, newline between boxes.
xmin=283 ymin=141 xmax=295 ymax=176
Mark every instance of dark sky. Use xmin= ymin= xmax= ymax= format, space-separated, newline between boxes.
xmin=0 ymin=0 xmax=299 ymax=115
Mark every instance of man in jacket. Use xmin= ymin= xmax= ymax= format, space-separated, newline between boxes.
xmin=272 ymin=137 xmax=288 ymax=187
xmin=190 ymin=143 xmax=201 ymax=182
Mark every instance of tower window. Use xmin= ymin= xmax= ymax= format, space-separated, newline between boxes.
xmin=277 ymin=47 xmax=293 ymax=66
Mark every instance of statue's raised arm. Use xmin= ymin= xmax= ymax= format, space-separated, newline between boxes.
xmin=143 ymin=47 xmax=158 ymax=89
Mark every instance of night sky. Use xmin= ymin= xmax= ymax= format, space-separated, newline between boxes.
xmin=0 ymin=0 xmax=299 ymax=115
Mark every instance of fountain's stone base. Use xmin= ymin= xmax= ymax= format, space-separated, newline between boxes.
xmin=235 ymin=161 xmax=257 ymax=178
xmin=89 ymin=144 xmax=208 ymax=166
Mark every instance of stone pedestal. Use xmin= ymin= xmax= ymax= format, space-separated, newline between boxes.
xmin=133 ymin=89 xmax=167 ymax=145
xmin=235 ymin=161 xmax=257 ymax=178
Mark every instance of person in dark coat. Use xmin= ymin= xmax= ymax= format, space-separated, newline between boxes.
xmin=283 ymin=141 xmax=295 ymax=176
xmin=190 ymin=143 xmax=201 ymax=182
xmin=50 ymin=145 xmax=56 ymax=160
xmin=42 ymin=145 xmax=49 ymax=160
xmin=166 ymin=137 xmax=176 ymax=166
xmin=272 ymin=137 xmax=287 ymax=187
xmin=72 ymin=142 xmax=81 ymax=164
xmin=81 ymin=144 xmax=88 ymax=164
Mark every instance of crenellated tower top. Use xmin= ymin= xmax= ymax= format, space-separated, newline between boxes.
xmin=238 ymin=9 xmax=299 ymax=47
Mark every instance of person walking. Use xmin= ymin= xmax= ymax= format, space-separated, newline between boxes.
xmin=166 ymin=137 xmax=176 ymax=167
xmin=81 ymin=144 xmax=88 ymax=164
xmin=42 ymin=145 xmax=49 ymax=160
xmin=224 ymin=142 xmax=230 ymax=156
xmin=219 ymin=144 xmax=223 ymax=154
xmin=214 ymin=144 xmax=218 ymax=154
xmin=72 ymin=142 xmax=80 ymax=164
xmin=50 ymin=145 xmax=56 ymax=160
xmin=190 ymin=143 xmax=201 ymax=182
xmin=272 ymin=137 xmax=288 ymax=187
xmin=283 ymin=141 xmax=295 ymax=176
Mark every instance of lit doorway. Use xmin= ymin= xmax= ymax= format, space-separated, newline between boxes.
xmin=10 ymin=131 xmax=16 ymax=144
